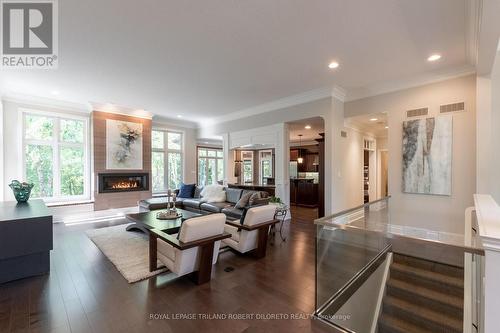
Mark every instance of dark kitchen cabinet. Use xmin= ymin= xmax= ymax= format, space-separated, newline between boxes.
xmin=290 ymin=179 xmax=318 ymax=207
xmin=305 ymin=153 xmax=318 ymax=172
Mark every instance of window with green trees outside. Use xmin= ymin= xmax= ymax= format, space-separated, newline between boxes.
xmin=23 ymin=112 xmax=89 ymax=200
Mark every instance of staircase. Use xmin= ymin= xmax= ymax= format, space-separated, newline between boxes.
xmin=378 ymin=253 xmax=464 ymax=333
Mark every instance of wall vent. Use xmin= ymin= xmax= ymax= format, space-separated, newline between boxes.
xmin=406 ymin=107 xmax=428 ymax=118
xmin=440 ymin=102 xmax=465 ymax=114
xmin=340 ymin=130 xmax=347 ymax=138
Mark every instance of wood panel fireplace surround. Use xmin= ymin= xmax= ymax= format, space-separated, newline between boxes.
xmin=92 ymin=111 xmax=152 ymax=210
xmin=98 ymin=173 xmax=149 ymax=193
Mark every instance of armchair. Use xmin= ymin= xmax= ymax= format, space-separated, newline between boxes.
xmin=149 ymin=213 xmax=230 ymax=284
xmin=222 ymin=205 xmax=279 ymax=258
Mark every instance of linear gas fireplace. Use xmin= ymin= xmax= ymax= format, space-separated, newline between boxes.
xmin=98 ymin=173 xmax=149 ymax=193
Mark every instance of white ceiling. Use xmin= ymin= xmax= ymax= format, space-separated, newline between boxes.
xmin=346 ymin=112 xmax=388 ymax=138
xmin=0 ymin=0 xmax=474 ymax=126
xmin=288 ymin=117 xmax=324 ymax=142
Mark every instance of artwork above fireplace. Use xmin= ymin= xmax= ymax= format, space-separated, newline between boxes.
xmin=98 ymin=173 xmax=149 ymax=193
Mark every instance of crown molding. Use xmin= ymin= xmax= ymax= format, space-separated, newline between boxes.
xmin=331 ymin=85 xmax=347 ymax=102
xmin=90 ymin=102 xmax=153 ymax=120
xmin=153 ymin=115 xmax=198 ymax=129
xmin=203 ymin=86 xmax=339 ymax=127
xmin=345 ymin=64 xmax=476 ymax=102
xmin=2 ymin=92 xmax=91 ymax=114
xmin=466 ymin=0 xmax=482 ymax=66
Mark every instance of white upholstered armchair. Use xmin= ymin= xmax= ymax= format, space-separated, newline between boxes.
xmin=149 ymin=213 xmax=230 ymax=284
xmin=222 ymin=205 xmax=279 ymax=258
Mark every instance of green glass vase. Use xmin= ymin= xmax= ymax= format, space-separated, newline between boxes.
xmin=9 ymin=180 xmax=34 ymax=203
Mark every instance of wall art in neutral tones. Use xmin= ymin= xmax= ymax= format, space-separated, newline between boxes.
xmin=106 ymin=119 xmax=143 ymax=169
xmin=402 ymin=115 xmax=452 ymax=195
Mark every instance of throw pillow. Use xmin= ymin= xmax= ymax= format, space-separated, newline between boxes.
xmin=235 ymin=192 xmax=252 ymax=209
xmin=178 ymin=183 xmax=195 ymax=198
xmin=248 ymin=192 xmax=261 ymax=206
xmin=200 ymin=184 xmax=226 ymax=202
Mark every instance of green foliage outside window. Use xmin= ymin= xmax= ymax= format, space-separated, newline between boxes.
xmin=26 ymin=144 xmax=53 ymax=198
xmin=24 ymin=113 xmax=86 ymax=199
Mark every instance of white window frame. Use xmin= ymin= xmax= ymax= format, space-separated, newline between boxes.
xmin=259 ymin=149 xmax=273 ymax=183
xmin=241 ymin=150 xmax=254 ymax=183
xmin=197 ymin=147 xmax=223 ymax=186
xmin=151 ymin=128 xmax=184 ymax=193
xmin=21 ymin=109 xmax=90 ymax=202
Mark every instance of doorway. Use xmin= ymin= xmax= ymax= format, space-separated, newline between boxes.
xmin=286 ymin=117 xmax=325 ymax=220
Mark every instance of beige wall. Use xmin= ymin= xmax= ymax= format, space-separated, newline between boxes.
xmin=490 ymin=53 xmax=500 ymax=202
xmin=345 ymin=75 xmax=477 ymax=234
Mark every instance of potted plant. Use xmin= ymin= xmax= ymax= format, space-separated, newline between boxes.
xmin=269 ymin=196 xmax=282 ymax=206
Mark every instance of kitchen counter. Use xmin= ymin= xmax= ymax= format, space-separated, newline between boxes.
xmin=228 ymin=183 xmax=275 ymax=196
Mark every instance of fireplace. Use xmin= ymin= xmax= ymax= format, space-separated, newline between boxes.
xmin=98 ymin=173 xmax=149 ymax=193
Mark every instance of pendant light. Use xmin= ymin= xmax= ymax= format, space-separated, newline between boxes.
xmin=297 ymin=134 xmax=304 ymax=164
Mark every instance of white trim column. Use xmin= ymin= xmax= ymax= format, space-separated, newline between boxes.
xmin=474 ymin=194 xmax=500 ymax=333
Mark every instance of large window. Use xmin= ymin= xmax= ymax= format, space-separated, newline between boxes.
xmin=23 ymin=111 xmax=89 ymax=201
xmin=152 ymin=130 xmax=183 ymax=192
xmin=198 ymin=147 xmax=223 ymax=186
xmin=241 ymin=151 xmax=253 ymax=183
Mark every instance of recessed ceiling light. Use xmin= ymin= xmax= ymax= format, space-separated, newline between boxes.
xmin=328 ymin=61 xmax=339 ymax=69
xmin=427 ymin=54 xmax=441 ymax=62
xmin=51 ymin=90 xmax=60 ymax=95
xmin=370 ymin=118 xmax=378 ymax=121
xmin=305 ymin=125 xmax=311 ymax=129
xmin=177 ymin=115 xmax=183 ymax=118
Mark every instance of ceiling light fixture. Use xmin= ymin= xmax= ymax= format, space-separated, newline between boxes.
xmin=305 ymin=125 xmax=311 ymax=129
xmin=177 ymin=115 xmax=183 ymax=118
xmin=297 ymin=134 xmax=304 ymax=164
xmin=427 ymin=54 xmax=441 ymax=62
xmin=370 ymin=118 xmax=378 ymax=121
xmin=51 ymin=90 xmax=60 ymax=96
xmin=328 ymin=61 xmax=339 ymax=69
xmin=385 ymin=126 xmax=389 ymax=129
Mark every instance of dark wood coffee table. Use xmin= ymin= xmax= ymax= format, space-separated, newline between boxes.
xmin=125 ymin=208 xmax=202 ymax=234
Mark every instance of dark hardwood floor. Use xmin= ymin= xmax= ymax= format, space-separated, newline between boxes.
xmin=0 ymin=208 xmax=332 ymax=333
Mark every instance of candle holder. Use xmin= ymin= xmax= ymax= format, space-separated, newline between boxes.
xmin=157 ymin=189 xmax=181 ymax=220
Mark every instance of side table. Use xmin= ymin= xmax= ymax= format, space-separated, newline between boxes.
xmin=271 ymin=204 xmax=288 ymax=243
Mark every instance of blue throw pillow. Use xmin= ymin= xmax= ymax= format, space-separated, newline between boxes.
xmin=178 ymin=183 xmax=195 ymax=198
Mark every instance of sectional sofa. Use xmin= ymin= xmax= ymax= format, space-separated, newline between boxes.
xmin=138 ymin=186 xmax=270 ymax=220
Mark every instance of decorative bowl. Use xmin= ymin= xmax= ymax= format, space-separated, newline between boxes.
xmin=156 ymin=210 xmax=182 ymax=220
xmin=9 ymin=180 xmax=34 ymax=203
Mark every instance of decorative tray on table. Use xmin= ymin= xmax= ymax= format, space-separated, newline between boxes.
xmin=156 ymin=210 xmax=182 ymax=220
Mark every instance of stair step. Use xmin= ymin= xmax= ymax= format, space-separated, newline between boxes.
xmin=378 ymin=314 xmax=428 ymax=333
xmin=393 ymin=253 xmax=463 ymax=278
xmin=387 ymin=278 xmax=463 ymax=318
xmin=383 ymin=296 xmax=463 ymax=332
xmin=390 ymin=262 xmax=463 ymax=296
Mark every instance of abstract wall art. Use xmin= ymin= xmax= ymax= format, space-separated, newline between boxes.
xmin=106 ymin=119 xmax=143 ymax=170
xmin=402 ymin=115 xmax=452 ymax=195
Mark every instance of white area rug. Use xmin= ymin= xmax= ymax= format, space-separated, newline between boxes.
xmin=86 ymin=223 xmax=168 ymax=283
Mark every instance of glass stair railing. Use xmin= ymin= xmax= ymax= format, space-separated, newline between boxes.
xmin=314 ymin=197 xmax=485 ymax=333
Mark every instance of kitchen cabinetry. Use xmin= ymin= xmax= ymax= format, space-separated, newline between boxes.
xmin=289 ymin=179 xmax=319 ymax=207
xmin=291 ymin=149 xmax=318 ymax=172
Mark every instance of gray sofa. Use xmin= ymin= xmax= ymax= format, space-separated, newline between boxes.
xmin=138 ymin=186 xmax=270 ymax=220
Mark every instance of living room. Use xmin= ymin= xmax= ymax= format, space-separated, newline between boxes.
xmin=2 ymin=1 xmax=500 ymax=332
